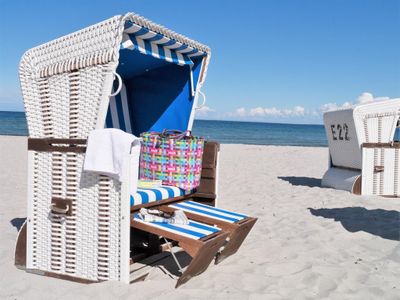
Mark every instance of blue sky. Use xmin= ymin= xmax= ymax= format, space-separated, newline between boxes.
xmin=0 ymin=0 xmax=399 ymax=124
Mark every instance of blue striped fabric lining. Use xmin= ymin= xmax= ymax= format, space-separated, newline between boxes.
xmin=105 ymin=82 xmax=132 ymax=133
xmin=121 ymin=21 xmax=206 ymax=67
xmin=132 ymin=214 xmax=220 ymax=240
xmin=169 ymin=201 xmax=247 ymax=224
xmin=130 ymin=185 xmax=186 ymax=206
xmin=110 ymin=22 xmax=207 ymax=134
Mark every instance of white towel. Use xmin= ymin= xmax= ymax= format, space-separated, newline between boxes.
xmin=138 ymin=208 xmax=189 ymax=225
xmin=83 ymin=128 xmax=140 ymax=181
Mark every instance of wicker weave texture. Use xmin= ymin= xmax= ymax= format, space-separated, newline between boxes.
xmin=21 ymin=12 xmax=212 ymax=282
xmin=23 ymin=64 xmax=114 ymax=139
xmin=28 ymin=152 xmax=53 ymax=272
xmin=358 ymin=113 xmax=399 ymax=144
xmin=27 ymin=151 xmax=122 ymax=280
xmin=24 ymin=61 xmax=122 ymax=280
xmin=20 ymin=16 xmax=123 ymax=79
xmin=362 ymin=147 xmax=400 ymax=196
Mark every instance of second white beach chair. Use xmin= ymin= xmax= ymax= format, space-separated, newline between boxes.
xmin=322 ymin=99 xmax=400 ymax=196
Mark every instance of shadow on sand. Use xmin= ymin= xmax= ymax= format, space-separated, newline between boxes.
xmin=278 ymin=176 xmax=322 ymax=188
xmin=309 ymin=207 xmax=400 ymax=241
xmin=10 ymin=217 xmax=26 ymax=232
xmin=152 ymin=251 xmax=192 ymax=277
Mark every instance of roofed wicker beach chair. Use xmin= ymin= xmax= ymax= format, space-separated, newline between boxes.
xmin=14 ymin=12 xmax=257 ymax=287
xmin=322 ymin=99 xmax=400 ymax=197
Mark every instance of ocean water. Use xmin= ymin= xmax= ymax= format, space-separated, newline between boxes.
xmin=193 ymin=120 xmax=328 ymax=147
xmin=0 ymin=111 xmax=329 ymax=146
xmin=0 ymin=111 xmax=28 ymax=136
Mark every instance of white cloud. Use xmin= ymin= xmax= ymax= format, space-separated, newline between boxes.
xmin=236 ymin=107 xmax=246 ymax=117
xmin=249 ymin=107 xmax=266 ymax=117
xmin=342 ymin=102 xmax=353 ymax=108
xmin=226 ymin=107 xmax=247 ymax=117
xmin=222 ymin=107 xmax=247 ymax=118
xmin=320 ymin=92 xmax=393 ymax=113
xmin=293 ymin=106 xmax=305 ymax=115
xmin=319 ymin=102 xmax=342 ymax=113
xmin=227 ymin=105 xmax=307 ymax=118
xmin=196 ymin=105 xmax=215 ymax=116
xmin=265 ymin=107 xmax=283 ymax=116
xmin=355 ymin=92 xmax=390 ymax=104
xmin=198 ymin=92 xmax=397 ymax=122
xmin=357 ymin=92 xmax=374 ymax=104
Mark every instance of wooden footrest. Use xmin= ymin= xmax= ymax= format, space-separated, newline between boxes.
xmin=131 ymin=214 xmax=228 ymax=287
xmin=164 ymin=201 xmax=258 ymax=264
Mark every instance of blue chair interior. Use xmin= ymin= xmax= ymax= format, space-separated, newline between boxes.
xmin=104 ymin=26 xmax=257 ymax=287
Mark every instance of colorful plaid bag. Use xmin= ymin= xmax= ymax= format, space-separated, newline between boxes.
xmin=139 ymin=130 xmax=205 ymax=191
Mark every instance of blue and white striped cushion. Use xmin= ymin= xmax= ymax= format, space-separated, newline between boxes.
xmin=132 ymin=214 xmax=220 ymax=240
xmin=130 ymin=185 xmax=186 ymax=206
xmin=169 ymin=201 xmax=247 ymax=224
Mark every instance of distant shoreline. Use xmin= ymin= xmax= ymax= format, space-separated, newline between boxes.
xmin=195 ymin=118 xmax=324 ymax=127
xmin=0 ymin=135 xmax=327 ymax=148
xmin=0 ymin=112 xmax=328 ymax=147
xmin=0 ymin=110 xmax=323 ymax=126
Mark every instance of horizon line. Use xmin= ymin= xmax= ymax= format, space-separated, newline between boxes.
xmin=0 ymin=110 xmax=324 ymax=126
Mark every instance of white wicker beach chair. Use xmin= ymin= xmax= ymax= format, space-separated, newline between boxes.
xmin=14 ymin=12 xmax=257 ymax=286
xmin=322 ymin=99 xmax=400 ymax=196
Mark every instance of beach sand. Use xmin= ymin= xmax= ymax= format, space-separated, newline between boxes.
xmin=0 ymin=136 xmax=399 ymax=299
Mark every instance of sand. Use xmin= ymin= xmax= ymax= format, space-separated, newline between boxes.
xmin=0 ymin=136 xmax=399 ymax=300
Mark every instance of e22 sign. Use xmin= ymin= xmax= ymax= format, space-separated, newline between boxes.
xmin=330 ymin=123 xmax=350 ymax=141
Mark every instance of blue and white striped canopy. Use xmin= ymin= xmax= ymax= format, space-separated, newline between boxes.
xmin=121 ymin=22 xmax=206 ymax=67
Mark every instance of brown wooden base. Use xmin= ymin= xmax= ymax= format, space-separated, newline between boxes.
xmin=160 ymin=205 xmax=258 ymax=265
xmin=14 ymin=220 xmax=27 ymax=269
xmin=352 ymin=176 xmax=362 ymax=195
xmin=215 ymin=217 xmax=258 ymax=264
xmin=176 ymin=232 xmax=227 ymax=288
xmin=131 ymin=217 xmax=228 ymax=288
xmin=15 ymin=221 xmax=99 ymax=284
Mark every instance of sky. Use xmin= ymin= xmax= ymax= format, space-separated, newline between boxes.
xmin=0 ymin=0 xmax=399 ymax=124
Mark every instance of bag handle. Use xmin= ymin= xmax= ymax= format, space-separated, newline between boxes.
xmin=161 ymin=129 xmax=191 ymax=140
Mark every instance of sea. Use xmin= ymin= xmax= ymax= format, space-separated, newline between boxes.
xmin=0 ymin=111 xmax=330 ymax=147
